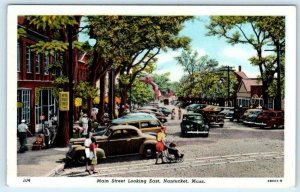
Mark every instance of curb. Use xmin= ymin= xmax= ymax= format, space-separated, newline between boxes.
xmin=45 ymin=163 xmax=65 ymax=177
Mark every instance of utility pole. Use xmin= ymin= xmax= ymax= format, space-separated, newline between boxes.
xmin=275 ymin=41 xmax=282 ymax=110
xmin=219 ymin=66 xmax=234 ymax=107
xmin=265 ymin=40 xmax=282 ymax=110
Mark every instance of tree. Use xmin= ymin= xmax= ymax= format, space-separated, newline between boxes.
xmin=27 ymin=16 xmax=81 ymax=147
xmin=175 ymin=48 xmax=219 ymax=75
xmin=206 ymin=16 xmax=285 ymax=109
xmin=152 ymin=73 xmax=172 ymax=95
xmin=86 ymin=16 xmax=193 ymax=119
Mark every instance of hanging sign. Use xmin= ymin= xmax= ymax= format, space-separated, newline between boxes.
xmin=59 ymin=92 xmax=69 ymax=111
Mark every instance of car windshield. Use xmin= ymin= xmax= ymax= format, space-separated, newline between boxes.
xmin=186 ymin=115 xmax=203 ymax=123
xmin=104 ymin=129 xmax=112 ymax=137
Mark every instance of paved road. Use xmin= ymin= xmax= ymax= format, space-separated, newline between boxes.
xmin=55 ymin=105 xmax=284 ymax=177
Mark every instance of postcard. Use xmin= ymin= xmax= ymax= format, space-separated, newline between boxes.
xmin=7 ymin=5 xmax=296 ymax=188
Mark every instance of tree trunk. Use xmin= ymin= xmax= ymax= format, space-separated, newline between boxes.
xmin=97 ymin=74 xmax=106 ymax=125
xmin=119 ymin=81 xmax=128 ymax=116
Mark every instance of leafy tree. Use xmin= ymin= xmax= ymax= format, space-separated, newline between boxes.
xmin=86 ymin=16 xmax=193 ymax=118
xmin=206 ymin=16 xmax=285 ymax=109
xmin=175 ymin=48 xmax=219 ymax=75
xmin=26 ymin=15 xmax=81 ymax=146
xmin=152 ymin=72 xmax=172 ymax=95
xmin=130 ymin=79 xmax=154 ymax=106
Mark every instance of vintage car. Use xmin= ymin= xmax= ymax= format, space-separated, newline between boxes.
xmin=158 ymin=106 xmax=172 ymax=116
xmin=66 ymin=125 xmax=157 ymax=165
xmin=229 ymin=107 xmax=248 ymax=122
xmin=239 ymin=109 xmax=262 ymax=122
xmin=219 ymin=107 xmax=234 ymax=119
xmin=180 ymin=113 xmax=209 ymax=137
xmin=111 ymin=114 xmax=165 ymax=136
xmin=186 ymin=104 xmax=207 ymax=112
xmin=133 ymin=109 xmax=167 ymax=123
xmin=254 ymin=110 xmax=284 ymax=129
xmin=198 ymin=105 xmax=225 ymax=127
xmin=242 ymin=109 xmax=263 ymax=125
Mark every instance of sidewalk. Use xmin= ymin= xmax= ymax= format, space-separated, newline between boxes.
xmin=17 ymin=136 xmax=68 ymax=177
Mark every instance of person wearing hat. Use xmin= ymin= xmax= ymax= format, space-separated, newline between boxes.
xmin=155 ymin=127 xmax=167 ymax=164
xmin=17 ymin=119 xmax=33 ymax=153
xmin=81 ymin=114 xmax=89 ymax=137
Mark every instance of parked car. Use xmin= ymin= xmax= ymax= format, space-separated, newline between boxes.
xmin=254 ymin=110 xmax=284 ymax=129
xmin=111 ymin=115 xmax=165 ymax=136
xmin=241 ymin=109 xmax=263 ymax=125
xmin=189 ymin=104 xmax=208 ymax=112
xmin=134 ymin=109 xmax=167 ymax=123
xmin=66 ymin=125 xmax=157 ymax=164
xmin=180 ymin=113 xmax=209 ymax=137
xmin=219 ymin=107 xmax=234 ymax=119
xmin=198 ymin=105 xmax=225 ymax=128
xmin=229 ymin=107 xmax=248 ymax=122
xmin=186 ymin=104 xmax=200 ymax=112
xmin=158 ymin=107 xmax=172 ymax=116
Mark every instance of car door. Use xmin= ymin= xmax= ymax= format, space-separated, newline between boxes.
xmin=108 ymin=129 xmax=131 ymax=156
xmin=127 ymin=129 xmax=145 ymax=154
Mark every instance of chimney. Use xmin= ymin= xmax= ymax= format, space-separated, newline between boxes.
xmin=238 ymin=65 xmax=241 ymax=72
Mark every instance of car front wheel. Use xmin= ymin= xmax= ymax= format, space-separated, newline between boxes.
xmin=76 ymin=151 xmax=86 ymax=165
xmin=143 ymin=145 xmax=156 ymax=159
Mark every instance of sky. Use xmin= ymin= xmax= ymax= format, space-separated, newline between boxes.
xmin=154 ymin=16 xmax=262 ymax=82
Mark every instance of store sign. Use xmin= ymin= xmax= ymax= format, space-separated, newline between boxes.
xmin=17 ymin=102 xmax=23 ymax=108
xmin=59 ymin=92 xmax=69 ymax=111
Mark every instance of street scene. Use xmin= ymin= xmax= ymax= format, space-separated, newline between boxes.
xmin=13 ymin=9 xmax=289 ymax=183
xmin=55 ymin=105 xmax=284 ymax=178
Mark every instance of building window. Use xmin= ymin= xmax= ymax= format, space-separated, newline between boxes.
xmin=17 ymin=43 xmax=20 ymax=72
xmin=35 ymin=88 xmax=57 ymax=126
xmin=44 ymin=56 xmax=49 ymax=74
xmin=26 ymin=46 xmax=31 ymax=73
xmin=17 ymin=89 xmax=31 ymax=123
xmin=36 ymin=54 xmax=41 ymax=74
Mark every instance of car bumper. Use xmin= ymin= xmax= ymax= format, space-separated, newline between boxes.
xmin=254 ymin=122 xmax=267 ymax=126
xmin=209 ymin=122 xmax=224 ymax=125
xmin=243 ymin=120 xmax=255 ymax=125
xmin=185 ymin=130 xmax=209 ymax=134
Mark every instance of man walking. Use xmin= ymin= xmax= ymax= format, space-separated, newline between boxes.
xmin=17 ymin=119 xmax=33 ymax=153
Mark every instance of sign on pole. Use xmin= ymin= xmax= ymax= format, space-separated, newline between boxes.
xmin=59 ymin=92 xmax=69 ymax=111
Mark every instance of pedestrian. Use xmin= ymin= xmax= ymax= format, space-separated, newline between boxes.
xmin=155 ymin=127 xmax=167 ymax=164
xmin=178 ymin=107 xmax=182 ymax=120
xmin=88 ymin=137 xmax=98 ymax=175
xmin=81 ymin=114 xmax=89 ymax=137
xmin=84 ymin=132 xmax=93 ymax=172
xmin=171 ymin=108 xmax=176 ymax=120
xmin=17 ymin=119 xmax=33 ymax=153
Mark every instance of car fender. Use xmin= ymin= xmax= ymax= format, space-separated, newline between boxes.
xmin=72 ymin=145 xmax=106 ymax=159
xmin=139 ymin=140 xmax=157 ymax=155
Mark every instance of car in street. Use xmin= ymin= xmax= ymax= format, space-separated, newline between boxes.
xmin=254 ymin=110 xmax=284 ymax=129
xmin=180 ymin=113 xmax=209 ymax=137
xmin=111 ymin=114 xmax=166 ymax=136
xmin=157 ymin=106 xmax=172 ymax=116
xmin=133 ymin=109 xmax=167 ymax=123
xmin=188 ymin=104 xmax=208 ymax=113
xmin=197 ymin=105 xmax=225 ymax=127
xmin=229 ymin=107 xmax=248 ymax=122
xmin=219 ymin=107 xmax=234 ymax=119
xmin=66 ymin=125 xmax=157 ymax=164
xmin=241 ymin=109 xmax=263 ymax=125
